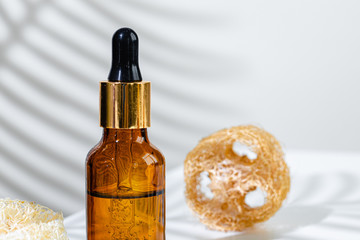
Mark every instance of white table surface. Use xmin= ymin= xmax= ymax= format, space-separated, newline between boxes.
xmin=65 ymin=150 xmax=360 ymax=240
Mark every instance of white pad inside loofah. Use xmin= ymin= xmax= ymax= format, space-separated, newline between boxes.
xmin=232 ymin=141 xmax=257 ymax=160
xmin=199 ymin=171 xmax=214 ymax=200
xmin=245 ymin=187 xmax=267 ymax=208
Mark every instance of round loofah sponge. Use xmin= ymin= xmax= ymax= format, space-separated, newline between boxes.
xmin=0 ymin=198 xmax=68 ymax=239
xmin=184 ymin=125 xmax=290 ymax=231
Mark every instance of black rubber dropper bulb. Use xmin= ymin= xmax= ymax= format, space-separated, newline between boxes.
xmin=108 ymin=28 xmax=142 ymax=82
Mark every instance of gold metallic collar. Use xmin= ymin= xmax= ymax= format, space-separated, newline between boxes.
xmin=100 ymin=81 xmax=150 ymax=129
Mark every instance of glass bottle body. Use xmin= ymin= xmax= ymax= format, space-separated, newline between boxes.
xmin=86 ymin=128 xmax=165 ymax=240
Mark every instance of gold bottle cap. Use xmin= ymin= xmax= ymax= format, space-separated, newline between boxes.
xmin=100 ymin=81 xmax=150 ymax=129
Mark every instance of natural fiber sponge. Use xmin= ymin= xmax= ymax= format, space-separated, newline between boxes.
xmin=0 ymin=199 xmax=68 ymax=240
xmin=184 ymin=125 xmax=290 ymax=231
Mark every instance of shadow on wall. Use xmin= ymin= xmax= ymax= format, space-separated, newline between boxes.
xmin=0 ymin=0 xmax=238 ymax=215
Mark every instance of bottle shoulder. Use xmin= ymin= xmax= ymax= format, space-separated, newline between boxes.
xmin=86 ymin=132 xmax=165 ymax=195
xmin=86 ymin=141 xmax=102 ymax=161
xmin=145 ymin=142 xmax=165 ymax=165
xmin=86 ymin=138 xmax=165 ymax=166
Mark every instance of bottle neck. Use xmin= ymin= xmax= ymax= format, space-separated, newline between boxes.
xmin=101 ymin=128 xmax=149 ymax=143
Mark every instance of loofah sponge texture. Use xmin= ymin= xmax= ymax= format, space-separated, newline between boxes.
xmin=184 ymin=125 xmax=290 ymax=231
xmin=0 ymin=199 xmax=68 ymax=240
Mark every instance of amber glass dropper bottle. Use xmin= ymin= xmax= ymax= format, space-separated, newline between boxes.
xmin=86 ymin=28 xmax=165 ymax=240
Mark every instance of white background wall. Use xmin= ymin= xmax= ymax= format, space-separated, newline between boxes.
xmin=0 ymin=0 xmax=359 ymax=215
